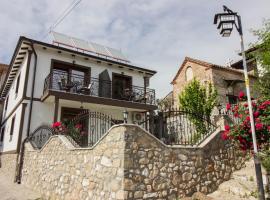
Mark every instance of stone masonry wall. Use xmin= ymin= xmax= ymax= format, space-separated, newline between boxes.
xmin=22 ymin=127 xmax=126 ymax=200
xmin=21 ymin=124 xmax=245 ymax=200
xmin=124 ymin=126 xmax=244 ymax=199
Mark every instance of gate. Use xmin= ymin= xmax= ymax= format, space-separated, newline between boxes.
xmin=29 ymin=125 xmax=54 ymax=149
xmin=71 ymin=110 xmax=122 ymax=147
xmin=140 ymin=109 xmax=217 ymax=146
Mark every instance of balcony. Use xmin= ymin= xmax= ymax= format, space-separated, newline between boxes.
xmin=42 ymin=71 xmax=156 ymax=108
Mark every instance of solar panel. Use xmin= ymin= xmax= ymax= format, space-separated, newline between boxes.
xmin=106 ymin=47 xmax=128 ymax=61
xmin=51 ymin=31 xmax=129 ymax=62
xmin=90 ymin=42 xmax=110 ymax=57
xmin=52 ymin=32 xmax=74 ymax=47
xmin=71 ymin=37 xmax=93 ymax=52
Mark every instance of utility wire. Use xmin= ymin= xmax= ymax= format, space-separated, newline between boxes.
xmin=41 ymin=0 xmax=83 ymax=40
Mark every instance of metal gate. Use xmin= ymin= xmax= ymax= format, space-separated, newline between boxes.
xmin=71 ymin=110 xmax=122 ymax=147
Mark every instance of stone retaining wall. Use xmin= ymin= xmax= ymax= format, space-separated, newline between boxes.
xmin=22 ymin=127 xmax=126 ymax=200
xmin=21 ymin=124 xmax=245 ymax=200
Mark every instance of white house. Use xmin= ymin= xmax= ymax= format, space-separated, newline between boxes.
xmin=0 ymin=32 xmax=157 ymax=153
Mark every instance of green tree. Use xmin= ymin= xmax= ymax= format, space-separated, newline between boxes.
xmin=178 ymin=79 xmax=217 ymax=141
xmin=179 ymin=78 xmax=217 ymax=118
xmin=251 ymin=19 xmax=270 ymax=99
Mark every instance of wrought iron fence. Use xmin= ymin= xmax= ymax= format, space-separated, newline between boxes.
xmin=28 ymin=125 xmax=55 ymax=149
xmin=70 ymin=110 xmax=123 ymax=147
xmin=139 ymin=109 xmax=217 ymax=146
xmin=219 ymin=103 xmax=241 ymax=125
xmin=43 ymin=71 xmax=155 ymax=105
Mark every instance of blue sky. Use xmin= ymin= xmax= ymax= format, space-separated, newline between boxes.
xmin=0 ymin=0 xmax=270 ymax=98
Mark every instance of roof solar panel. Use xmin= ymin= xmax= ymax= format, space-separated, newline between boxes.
xmin=51 ymin=31 xmax=129 ymax=62
xmin=90 ymin=42 xmax=111 ymax=57
xmin=52 ymin=32 xmax=74 ymax=47
xmin=106 ymin=47 xmax=128 ymax=61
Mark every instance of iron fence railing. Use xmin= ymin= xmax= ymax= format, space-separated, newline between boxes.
xmin=139 ymin=109 xmax=217 ymax=146
xmin=70 ymin=110 xmax=123 ymax=147
xmin=219 ymin=104 xmax=241 ymax=125
xmin=43 ymin=71 xmax=155 ymax=105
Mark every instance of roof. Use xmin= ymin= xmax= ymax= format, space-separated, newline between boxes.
xmin=0 ymin=63 xmax=8 ymax=71
xmin=0 ymin=36 xmax=157 ymax=98
xmin=171 ymin=56 xmax=256 ymax=84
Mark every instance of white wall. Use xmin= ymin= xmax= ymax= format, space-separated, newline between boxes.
xmin=1 ymin=43 xmax=150 ymax=152
xmin=0 ymin=104 xmax=23 ymax=152
xmin=28 ymin=45 xmax=147 ymax=99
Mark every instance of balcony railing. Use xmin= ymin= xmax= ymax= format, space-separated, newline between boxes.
xmin=43 ymin=71 xmax=155 ymax=105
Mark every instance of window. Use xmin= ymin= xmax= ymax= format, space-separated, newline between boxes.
xmin=227 ymin=95 xmax=238 ymax=104
xmin=0 ymin=126 xmax=5 ymax=142
xmin=15 ymin=73 xmax=21 ymax=95
xmin=185 ymin=66 xmax=193 ymax=81
xmin=9 ymin=116 xmax=15 ymax=141
xmin=5 ymin=95 xmax=9 ymax=111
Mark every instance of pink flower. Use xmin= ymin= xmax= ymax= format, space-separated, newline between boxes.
xmin=244 ymin=103 xmax=248 ymax=107
xmin=221 ymin=131 xmax=229 ymax=140
xmin=224 ymin=125 xmax=230 ymax=131
xmin=234 ymin=112 xmax=239 ymax=118
xmin=75 ymin=124 xmax=82 ymax=129
xmin=52 ymin=121 xmax=62 ymax=128
xmin=246 ymin=116 xmax=250 ymax=121
xmin=226 ymin=103 xmax=231 ymax=110
xmin=253 ymin=111 xmax=260 ymax=118
xmin=238 ymin=91 xmax=245 ymax=99
xmin=255 ymin=123 xmax=263 ymax=131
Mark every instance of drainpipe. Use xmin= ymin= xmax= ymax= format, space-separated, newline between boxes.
xmin=26 ymin=42 xmax=37 ymax=137
xmin=15 ymin=41 xmax=37 ymax=183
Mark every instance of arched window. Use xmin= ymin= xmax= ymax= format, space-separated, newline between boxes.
xmin=185 ymin=66 xmax=193 ymax=81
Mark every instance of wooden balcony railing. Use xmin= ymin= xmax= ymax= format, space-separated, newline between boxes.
xmin=43 ymin=71 xmax=156 ymax=105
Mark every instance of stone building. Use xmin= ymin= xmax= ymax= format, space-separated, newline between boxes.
xmin=171 ymin=56 xmax=258 ymax=107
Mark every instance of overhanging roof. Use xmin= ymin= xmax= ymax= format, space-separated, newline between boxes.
xmin=0 ymin=37 xmax=32 ymax=98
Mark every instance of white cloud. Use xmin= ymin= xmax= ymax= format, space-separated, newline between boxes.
xmin=0 ymin=0 xmax=270 ymax=98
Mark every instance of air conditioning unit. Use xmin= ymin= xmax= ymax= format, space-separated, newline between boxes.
xmin=132 ymin=112 xmax=144 ymax=124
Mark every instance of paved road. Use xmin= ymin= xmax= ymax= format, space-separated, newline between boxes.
xmin=0 ymin=172 xmax=41 ymax=200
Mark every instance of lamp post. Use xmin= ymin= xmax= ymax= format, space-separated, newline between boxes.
xmin=214 ymin=6 xmax=265 ymax=200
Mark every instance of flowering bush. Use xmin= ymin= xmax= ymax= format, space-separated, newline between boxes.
xmin=52 ymin=120 xmax=86 ymax=145
xmin=222 ymin=92 xmax=270 ymax=153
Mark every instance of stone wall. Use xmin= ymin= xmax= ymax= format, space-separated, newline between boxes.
xmin=20 ymin=124 xmax=245 ymax=200
xmin=172 ymin=61 xmax=212 ymax=107
xmin=21 ymin=127 xmax=126 ymax=200
xmin=211 ymin=68 xmax=258 ymax=104
xmin=123 ymin=126 xmax=244 ymax=199
xmin=0 ymin=152 xmax=17 ymax=181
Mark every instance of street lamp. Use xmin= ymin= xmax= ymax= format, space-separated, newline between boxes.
xmin=214 ymin=6 xmax=265 ymax=200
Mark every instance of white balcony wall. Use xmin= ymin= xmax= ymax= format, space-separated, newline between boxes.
xmin=26 ymin=45 xmax=147 ymax=99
